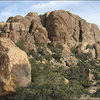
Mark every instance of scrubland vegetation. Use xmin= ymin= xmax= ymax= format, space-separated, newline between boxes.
xmin=1 ymin=41 xmax=100 ymax=100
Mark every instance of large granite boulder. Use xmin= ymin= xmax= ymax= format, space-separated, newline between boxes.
xmin=0 ymin=38 xmax=31 ymax=94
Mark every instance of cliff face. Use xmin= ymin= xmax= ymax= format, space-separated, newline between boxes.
xmin=1 ymin=10 xmax=100 ymax=60
xmin=42 ymin=10 xmax=100 ymax=59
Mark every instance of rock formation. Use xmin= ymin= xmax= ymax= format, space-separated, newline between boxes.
xmin=0 ymin=22 xmax=5 ymax=33
xmin=2 ymin=12 xmax=48 ymax=43
xmin=0 ymin=38 xmax=31 ymax=94
xmin=41 ymin=10 xmax=100 ymax=59
xmin=0 ymin=10 xmax=100 ymax=60
xmin=0 ymin=9 xmax=100 ymax=97
xmin=0 ymin=12 xmax=49 ymax=53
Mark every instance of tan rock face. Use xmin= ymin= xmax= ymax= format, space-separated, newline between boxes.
xmin=3 ymin=22 xmax=26 ymax=43
xmin=0 ymin=38 xmax=31 ymax=93
xmin=7 ymin=15 xmax=31 ymax=32
xmin=0 ymin=12 xmax=48 ymax=53
xmin=33 ymin=25 xmax=48 ymax=44
xmin=44 ymin=10 xmax=100 ymax=59
xmin=0 ymin=22 xmax=5 ymax=28
xmin=28 ymin=13 xmax=48 ymax=44
xmin=40 ymin=12 xmax=50 ymax=27
xmin=1 ymin=10 xmax=100 ymax=59
xmin=45 ymin=10 xmax=80 ymax=46
xmin=23 ymin=34 xmax=37 ymax=52
xmin=0 ymin=22 xmax=5 ymax=33
xmin=2 ymin=12 xmax=48 ymax=45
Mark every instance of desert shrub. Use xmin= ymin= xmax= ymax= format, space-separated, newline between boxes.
xmin=86 ymin=45 xmax=94 ymax=49
xmin=75 ymin=53 xmax=91 ymax=61
xmin=97 ymin=80 xmax=100 ymax=86
xmin=68 ymin=80 xmax=88 ymax=98
xmin=36 ymin=43 xmax=52 ymax=61
xmin=55 ymin=43 xmax=63 ymax=50
xmin=52 ymin=53 xmax=62 ymax=62
xmin=64 ymin=65 xmax=92 ymax=88
xmin=48 ymin=43 xmax=63 ymax=53
xmin=28 ymin=50 xmax=36 ymax=57
xmin=93 ymin=88 xmax=100 ymax=97
xmin=77 ymin=60 xmax=90 ymax=69
xmin=47 ymin=43 xmax=63 ymax=62
xmin=29 ymin=58 xmax=45 ymax=82
xmin=44 ymin=54 xmax=52 ymax=61
xmin=47 ymin=42 xmax=54 ymax=51
xmin=6 ymin=77 xmax=75 ymax=100
xmin=93 ymin=71 xmax=100 ymax=80
xmin=16 ymin=39 xmax=26 ymax=51
xmin=28 ymin=50 xmax=42 ymax=61
xmin=71 ymin=47 xmax=91 ymax=61
xmin=71 ymin=47 xmax=78 ymax=55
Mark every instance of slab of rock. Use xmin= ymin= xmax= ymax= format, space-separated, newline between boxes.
xmin=0 ymin=38 xmax=31 ymax=94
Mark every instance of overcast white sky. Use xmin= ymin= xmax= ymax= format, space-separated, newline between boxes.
xmin=0 ymin=1 xmax=100 ymax=28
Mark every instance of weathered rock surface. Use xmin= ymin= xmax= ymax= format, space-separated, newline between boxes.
xmin=43 ymin=10 xmax=100 ymax=59
xmin=0 ymin=38 xmax=31 ymax=94
xmin=0 ymin=22 xmax=5 ymax=28
xmin=0 ymin=22 xmax=5 ymax=33
xmin=0 ymin=10 xmax=100 ymax=60
xmin=0 ymin=12 xmax=48 ymax=53
xmin=2 ymin=12 xmax=48 ymax=44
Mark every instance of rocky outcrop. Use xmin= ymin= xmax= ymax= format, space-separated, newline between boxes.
xmin=41 ymin=10 xmax=100 ymax=59
xmin=0 ymin=12 xmax=48 ymax=53
xmin=0 ymin=22 xmax=5 ymax=28
xmin=40 ymin=12 xmax=50 ymax=27
xmin=0 ymin=22 xmax=5 ymax=33
xmin=28 ymin=13 xmax=48 ymax=44
xmin=1 ymin=12 xmax=48 ymax=44
xmin=0 ymin=38 xmax=31 ymax=94
xmin=0 ymin=10 xmax=100 ymax=60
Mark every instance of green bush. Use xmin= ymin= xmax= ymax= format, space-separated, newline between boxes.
xmin=55 ymin=43 xmax=63 ymax=50
xmin=47 ymin=43 xmax=63 ymax=62
xmin=16 ymin=39 xmax=26 ymax=51
xmin=71 ymin=47 xmax=78 ymax=55
xmin=64 ymin=66 xmax=91 ymax=88
xmin=93 ymin=88 xmax=100 ymax=97
xmin=36 ymin=43 xmax=52 ymax=61
xmin=71 ymin=47 xmax=91 ymax=61
xmin=93 ymin=71 xmax=100 ymax=80
xmin=28 ymin=50 xmax=42 ymax=61
xmin=52 ymin=53 xmax=62 ymax=62
xmin=86 ymin=45 xmax=94 ymax=49
xmin=97 ymin=80 xmax=100 ymax=86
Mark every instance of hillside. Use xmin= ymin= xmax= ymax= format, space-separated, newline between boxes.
xmin=0 ymin=10 xmax=100 ymax=100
